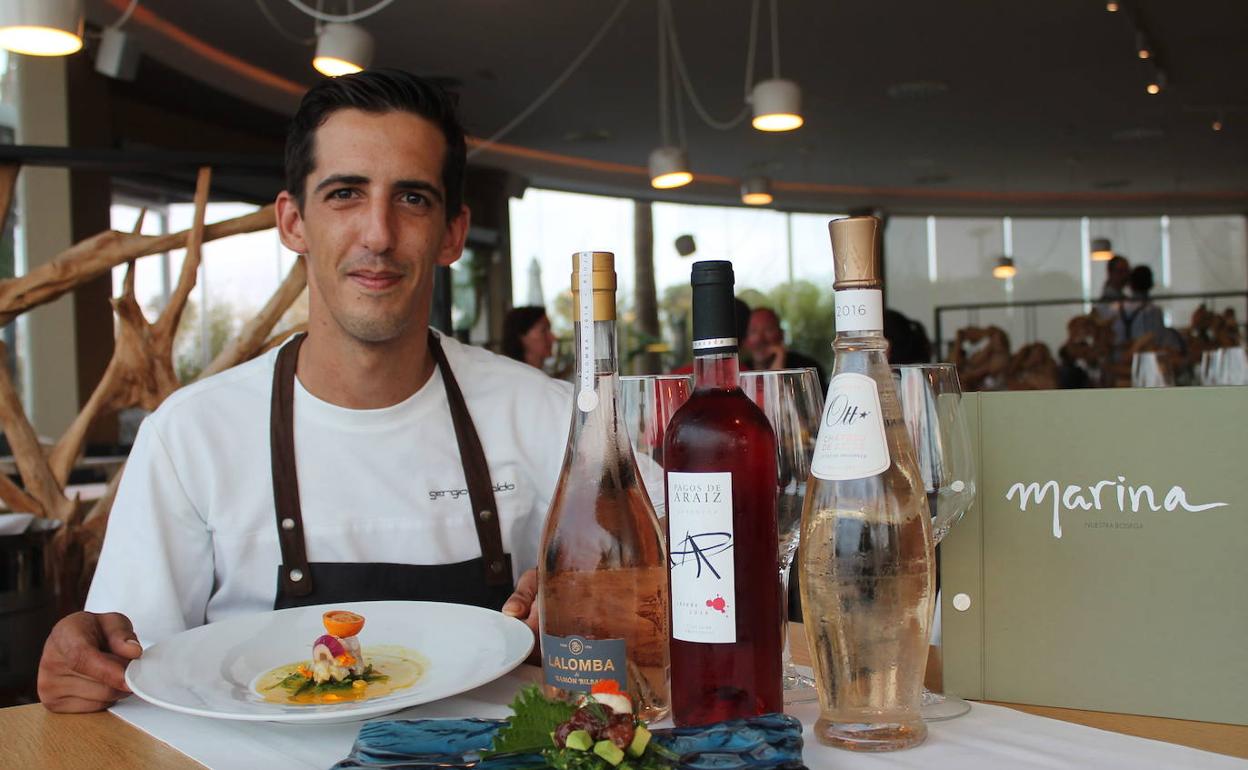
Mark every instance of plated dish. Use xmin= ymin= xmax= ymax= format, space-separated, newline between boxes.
xmin=125 ymin=600 xmax=533 ymax=724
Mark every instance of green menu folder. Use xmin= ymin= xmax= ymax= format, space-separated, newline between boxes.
xmin=941 ymin=387 xmax=1248 ymax=725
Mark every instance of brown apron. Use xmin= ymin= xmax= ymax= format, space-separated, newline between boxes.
xmin=270 ymin=331 xmax=515 ymax=610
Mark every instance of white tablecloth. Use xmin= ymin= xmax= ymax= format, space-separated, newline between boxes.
xmin=111 ymin=666 xmax=1246 ymax=770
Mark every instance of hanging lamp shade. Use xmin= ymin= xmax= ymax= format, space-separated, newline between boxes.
xmin=751 ymin=78 xmax=804 ymax=132
xmin=1090 ymin=238 xmax=1113 ymax=261
xmin=992 ymin=256 xmax=1017 ymax=279
xmin=0 ymin=0 xmax=83 ymax=57
xmin=740 ymin=176 xmax=773 ymax=205
xmin=649 ymin=146 xmax=692 ymax=189
xmin=313 ymin=23 xmax=373 ymax=77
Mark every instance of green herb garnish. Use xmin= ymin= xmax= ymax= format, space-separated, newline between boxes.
xmin=482 ymin=685 xmax=575 ymax=757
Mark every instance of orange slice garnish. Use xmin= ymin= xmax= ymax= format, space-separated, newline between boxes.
xmin=322 ymin=610 xmax=365 ymax=638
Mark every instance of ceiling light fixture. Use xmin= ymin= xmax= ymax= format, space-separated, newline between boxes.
xmin=313 ymin=22 xmax=373 ymax=76
xmin=1212 ymin=112 xmax=1225 ymax=132
xmin=649 ymin=146 xmax=693 ymax=189
xmin=1090 ymin=237 xmax=1114 ymax=261
xmin=992 ymin=256 xmax=1017 ymax=280
xmin=1135 ymin=32 xmax=1152 ymax=60
xmin=1145 ymin=67 xmax=1166 ymax=95
xmin=740 ymin=176 xmax=773 ymax=205
xmin=0 ymin=0 xmax=83 ymax=56
xmin=1105 ymin=1 xmax=1120 ymax=11
xmin=649 ymin=1 xmax=693 ymax=189
xmin=750 ymin=0 xmax=803 ymax=132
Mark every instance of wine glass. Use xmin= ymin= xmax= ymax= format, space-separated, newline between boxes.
xmin=1131 ymin=351 xmax=1173 ymax=388
xmin=619 ymin=374 xmax=692 ymax=517
xmin=1216 ymin=347 xmax=1248 ymax=386
xmin=738 ymin=367 xmax=823 ymax=704
xmin=892 ymin=363 xmax=977 ymax=721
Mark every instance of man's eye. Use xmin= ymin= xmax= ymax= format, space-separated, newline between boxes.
xmin=402 ymin=192 xmax=430 ymax=206
xmin=327 ymin=188 xmax=356 ymax=200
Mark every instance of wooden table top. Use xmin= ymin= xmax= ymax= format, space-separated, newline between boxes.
xmin=4 ymin=622 xmax=1245 ymax=768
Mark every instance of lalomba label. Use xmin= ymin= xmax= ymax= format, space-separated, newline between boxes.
xmin=541 ymin=634 xmax=626 ymax=692
xmin=667 ymin=471 xmax=736 ymax=644
xmin=811 ymin=372 xmax=891 ymax=481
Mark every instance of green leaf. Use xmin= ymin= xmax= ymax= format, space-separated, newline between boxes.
xmin=481 ymin=685 xmax=576 ymax=757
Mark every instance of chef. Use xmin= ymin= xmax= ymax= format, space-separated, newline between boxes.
xmin=37 ymin=70 xmax=571 ymax=713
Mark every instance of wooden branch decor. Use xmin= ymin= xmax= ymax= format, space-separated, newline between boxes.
xmin=0 ymin=164 xmax=308 ymax=607
xmin=0 ymin=204 xmax=274 ymax=326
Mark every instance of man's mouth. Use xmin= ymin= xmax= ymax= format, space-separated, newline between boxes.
xmin=347 ymin=270 xmax=403 ymax=291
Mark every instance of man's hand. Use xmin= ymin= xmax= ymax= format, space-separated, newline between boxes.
xmin=501 ymin=568 xmax=541 ymax=665
xmin=38 ymin=611 xmax=142 ymax=713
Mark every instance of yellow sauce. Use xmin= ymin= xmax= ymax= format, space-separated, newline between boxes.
xmin=255 ymin=645 xmax=427 ymax=705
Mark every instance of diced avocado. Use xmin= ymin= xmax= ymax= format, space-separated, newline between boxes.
xmin=627 ymin=724 xmax=651 ymax=758
xmin=565 ymin=729 xmax=594 ymax=752
xmin=593 ymin=740 xmax=625 ymax=766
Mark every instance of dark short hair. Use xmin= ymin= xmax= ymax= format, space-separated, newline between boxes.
xmin=1129 ymin=265 xmax=1154 ymax=295
xmin=1108 ymin=255 xmax=1129 ymax=271
xmin=285 ymin=69 xmax=467 ymax=221
xmin=501 ymin=306 xmax=548 ymax=361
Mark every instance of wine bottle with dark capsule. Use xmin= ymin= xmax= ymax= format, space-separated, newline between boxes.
xmin=663 ymin=260 xmax=783 ymax=726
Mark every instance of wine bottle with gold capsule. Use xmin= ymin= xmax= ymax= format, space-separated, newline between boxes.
xmin=800 ymin=217 xmax=936 ymax=751
xmin=538 ymin=251 xmax=671 ymax=721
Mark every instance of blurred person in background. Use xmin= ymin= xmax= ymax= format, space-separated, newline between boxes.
xmin=883 ymin=309 xmax=933 ymax=364
xmin=744 ymin=307 xmax=827 ymax=390
xmin=502 ymin=306 xmax=556 ymax=371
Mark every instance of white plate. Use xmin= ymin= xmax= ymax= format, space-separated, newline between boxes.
xmin=125 ymin=600 xmax=533 ymax=724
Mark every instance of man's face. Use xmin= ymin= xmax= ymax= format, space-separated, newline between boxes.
xmin=745 ymin=309 xmax=783 ymax=358
xmin=275 ymin=109 xmax=468 ymax=345
xmin=1109 ymin=259 xmax=1130 ymax=288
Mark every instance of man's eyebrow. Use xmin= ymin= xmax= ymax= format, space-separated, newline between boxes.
xmin=312 ymin=174 xmax=369 ymax=194
xmin=394 ymin=180 xmax=444 ymax=204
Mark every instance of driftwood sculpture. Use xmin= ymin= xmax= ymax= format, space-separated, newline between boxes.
xmin=0 ymin=164 xmax=306 ymax=603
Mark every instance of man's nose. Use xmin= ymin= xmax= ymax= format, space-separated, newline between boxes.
xmin=360 ymin=197 xmax=396 ymax=255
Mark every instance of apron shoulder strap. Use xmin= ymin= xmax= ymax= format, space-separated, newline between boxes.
xmin=271 ymin=333 xmax=314 ymax=598
xmin=426 ymin=332 xmax=510 ymax=587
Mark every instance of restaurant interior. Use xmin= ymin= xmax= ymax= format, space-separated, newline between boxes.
xmin=1 ymin=0 xmax=1246 ymax=767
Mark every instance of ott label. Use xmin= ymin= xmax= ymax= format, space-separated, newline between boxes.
xmin=811 ymin=373 xmax=891 ymax=481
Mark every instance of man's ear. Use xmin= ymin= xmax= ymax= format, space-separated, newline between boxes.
xmin=275 ymin=191 xmax=308 ymax=255
xmin=437 ymin=204 xmax=471 ymax=267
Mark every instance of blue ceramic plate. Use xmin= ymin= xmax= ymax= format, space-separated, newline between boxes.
xmin=332 ymin=713 xmax=806 ymax=769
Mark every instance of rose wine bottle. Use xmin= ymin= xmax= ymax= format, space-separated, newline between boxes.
xmin=538 ymin=251 xmax=671 ymax=722
xmin=800 ymin=216 xmax=936 ymax=751
xmin=663 ymin=260 xmax=783 ymax=726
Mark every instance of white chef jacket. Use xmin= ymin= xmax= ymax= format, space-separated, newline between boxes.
xmin=86 ymin=333 xmax=573 ymax=646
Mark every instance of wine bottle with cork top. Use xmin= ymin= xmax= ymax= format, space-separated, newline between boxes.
xmin=799 ymin=216 xmax=936 ymax=751
xmin=538 ymin=251 xmax=671 ymax=722
xmin=663 ymin=260 xmax=783 ymax=726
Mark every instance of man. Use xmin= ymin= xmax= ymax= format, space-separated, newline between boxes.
xmin=743 ymin=307 xmax=827 ymax=390
xmin=37 ymin=70 xmax=569 ymax=713
xmin=1096 ymin=254 xmax=1131 ymax=322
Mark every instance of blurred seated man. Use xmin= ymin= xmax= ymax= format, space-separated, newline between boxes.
xmin=37 ymin=70 xmax=570 ymax=714
xmin=743 ymin=307 xmax=827 ymax=390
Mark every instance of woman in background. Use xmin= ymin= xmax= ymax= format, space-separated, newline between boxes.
xmin=502 ymin=306 xmax=557 ymax=371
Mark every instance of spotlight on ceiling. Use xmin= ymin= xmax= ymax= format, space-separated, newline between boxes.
xmin=313 ymin=23 xmax=373 ymax=77
xmin=1135 ymin=32 xmax=1152 ymax=60
xmin=1105 ymin=1 xmax=1120 ymax=11
xmin=740 ymin=176 xmax=774 ymax=206
xmin=649 ymin=146 xmax=693 ymax=190
xmin=1090 ymin=238 xmax=1114 ymax=261
xmin=751 ymin=79 xmax=804 ymax=132
xmin=1212 ymin=117 xmax=1224 ymax=132
xmin=992 ymin=256 xmax=1017 ymax=280
xmin=1145 ymin=68 xmax=1166 ymax=95
xmin=0 ymin=0 xmax=83 ymax=57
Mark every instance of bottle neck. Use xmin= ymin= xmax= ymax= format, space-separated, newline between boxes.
xmin=693 ymin=351 xmax=740 ymax=391
xmin=575 ymin=318 xmax=619 ymax=377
